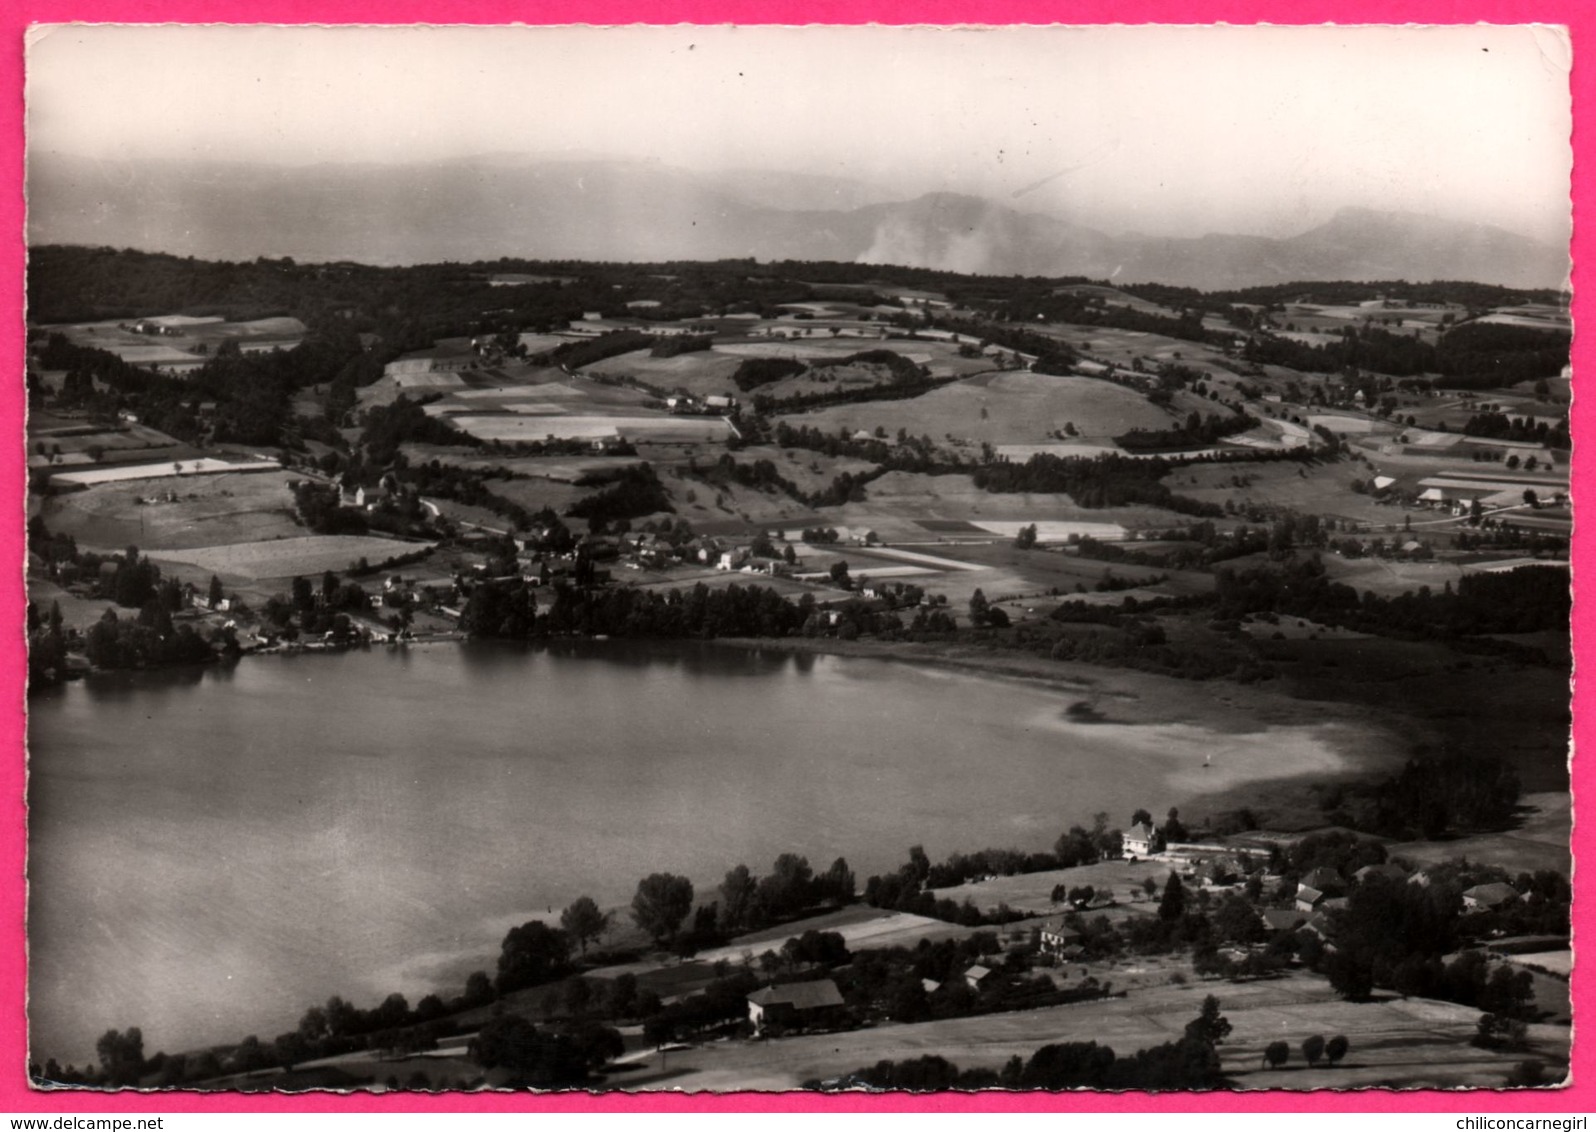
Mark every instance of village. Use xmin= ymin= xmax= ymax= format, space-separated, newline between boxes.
xmin=128 ymin=807 xmax=1569 ymax=1093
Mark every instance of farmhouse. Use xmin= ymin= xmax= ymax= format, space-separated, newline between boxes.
xmin=1259 ymin=908 xmax=1307 ymax=934
xmin=1299 ymin=867 xmax=1345 ymax=896
xmin=745 ymin=979 xmax=846 ymax=1034
xmin=1462 ymin=882 xmax=1523 ymax=913
xmin=1038 ymin=917 xmax=1082 ymax=956
xmin=1295 ymin=885 xmax=1325 ymax=913
xmin=1353 ymin=862 xmax=1408 ymax=885
xmin=963 ymin=964 xmax=994 ymax=990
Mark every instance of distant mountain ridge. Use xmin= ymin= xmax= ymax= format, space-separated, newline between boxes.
xmin=26 ymin=153 xmax=1569 ymax=289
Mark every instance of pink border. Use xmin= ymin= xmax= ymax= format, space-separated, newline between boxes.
xmin=1 ymin=0 xmax=1587 ymax=1115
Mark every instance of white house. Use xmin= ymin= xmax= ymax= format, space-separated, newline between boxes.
xmin=1123 ymin=821 xmax=1158 ymax=858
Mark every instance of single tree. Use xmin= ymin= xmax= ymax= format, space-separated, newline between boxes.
xmin=1302 ymin=1034 xmax=1326 ymax=1067
xmin=1185 ymin=995 xmax=1233 ymax=1046
xmin=1158 ymin=872 xmax=1187 ymax=922
xmin=1264 ymin=1040 xmax=1290 ymax=1069
xmin=495 ymin=921 xmax=572 ymax=994
xmin=207 ymin=574 xmax=225 ymax=608
xmin=1325 ymin=1035 xmax=1349 ymax=1066
xmin=968 ymin=588 xmax=990 ymax=627
xmin=630 ymin=872 xmax=695 ymax=945
xmin=560 ymin=896 xmax=610 ymax=956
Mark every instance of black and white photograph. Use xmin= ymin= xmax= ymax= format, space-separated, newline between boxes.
xmin=21 ymin=23 xmax=1574 ymax=1093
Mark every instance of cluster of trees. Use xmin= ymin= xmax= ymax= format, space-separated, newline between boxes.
xmin=535 ymin=330 xmax=654 ymax=370
xmin=973 ymin=453 xmax=1224 ymax=517
xmin=1241 ymin=321 xmax=1568 ymax=385
xmin=732 ymin=356 xmax=807 ymax=391
xmin=1462 ymin=411 xmax=1569 ymax=449
xmin=84 ymin=607 xmax=222 ymax=671
xmin=715 ymin=855 xmax=856 ymax=936
xmin=1324 ymin=755 xmax=1523 ymax=840
xmin=649 ymin=333 xmax=713 ymax=358
xmin=1213 ymin=558 xmax=1570 ymax=641
xmin=468 ymin=1014 xmax=617 ymax=1088
xmin=359 ymin=396 xmax=479 ymax=465
xmin=564 ymin=464 xmax=671 ymax=526
xmin=1115 ymin=410 xmax=1259 ymax=453
xmin=1261 ymin=1034 xmax=1350 ymax=1071
xmin=749 ymin=372 xmax=946 ymax=416
xmin=459 ymin=578 xmax=956 ymax=645
xmin=764 ymin=420 xmax=951 ymax=475
xmin=690 ymin=453 xmax=801 ymax=502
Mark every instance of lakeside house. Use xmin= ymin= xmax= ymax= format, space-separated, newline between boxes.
xmin=1123 ymin=822 xmax=1158 ymax=858
xmin=746 ymin=980 xmax=846 ymax=1035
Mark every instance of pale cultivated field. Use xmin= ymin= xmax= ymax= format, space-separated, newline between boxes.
xmin=1508 ymin=951 xmax=1571 ymax=978
xmin=581 ymin=348 xmax=747 ymax=395
xmin=49 ymin=458 xmax=278 ymax=488
xmin=40 ymin=469 xmax=306 ymax=551
xmin=150 ymin=534 xmax=424 ymax=582
xmin=696 ymin=908 xmax=975 ymax=966
xmin=444 ymin=414 xmax=733 ymax=444
xmin=969 ymin=520 xmax=1129 ymax=542
xmin=1307 ymin=414 xmax=1383 ymax=434
xmin=788 ymin=372 xmax=1178 ymax=448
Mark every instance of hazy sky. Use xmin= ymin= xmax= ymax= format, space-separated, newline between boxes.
xmin=27 ymin=24 xmax=1573 ymax=241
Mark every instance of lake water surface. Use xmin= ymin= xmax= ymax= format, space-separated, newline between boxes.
xmin=27 ymin=641 xmax=1360 ymax=1065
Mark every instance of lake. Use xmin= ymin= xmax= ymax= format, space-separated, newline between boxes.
xmin=26 ymin=640 xmax=1365 ymax=1066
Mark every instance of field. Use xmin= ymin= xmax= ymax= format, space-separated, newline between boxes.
xmin=150 ymin=534 xmax=426 ymax=583
xmin=581 ymin=348 xmax=748 ymax=396
xmin=43 ymin=316 xmax=306 ymax=369
xmin=822 ymin=469 xmax=1177 ymax=545
xmin=656 ymin=465 xmax=820 ymax=529
xmin=932 ymin=859 xmax=1176 ymax=916
xmin=1388 ymin=792 xmax=1570 ymax=877
xmin=48 ymin=457 xmax=279 ymax=489
xmin=697 ymin=907 xmax=974 ymax=961
xmin=39 ymin=469 xmax=306 ymax=551
xmin=1163 ymin=459 xmax=1401 ymax=528
xmin=786 ymin=372 xmax=1183 ymax=448
xmin=440 ymin=413 xmax=733 ymax=444
xmin=606 ymin=969 xmax=1565 ymax=1091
